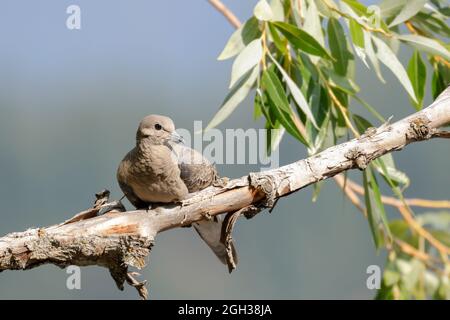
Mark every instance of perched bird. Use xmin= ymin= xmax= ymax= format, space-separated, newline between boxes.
xmin=117 ymin=114 xmax=237 ymax=266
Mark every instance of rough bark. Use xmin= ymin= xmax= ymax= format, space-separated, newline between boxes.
xmin=1 ymin=86 xmax=449 ymax=299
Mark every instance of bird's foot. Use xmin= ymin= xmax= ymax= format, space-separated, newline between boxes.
xmin=213 ymin=177 xmax=230 ymax=188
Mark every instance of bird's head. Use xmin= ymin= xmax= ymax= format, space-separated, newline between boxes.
xmin=136 ymin=114 xmax=184 ymax=146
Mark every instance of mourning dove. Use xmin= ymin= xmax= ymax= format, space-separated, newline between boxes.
xmin=117 ymin=115 xmax=237 ymax=267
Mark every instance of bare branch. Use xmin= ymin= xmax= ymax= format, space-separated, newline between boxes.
xmin=1 ymin=86 xmax=449 ymax=298
xmin=207 ymin=0 xmax=242 ymax=29
xmin=337 ymin=175 xmax=450 ymax=209
xmin=432 ymin=130 xmax=450 ymax=139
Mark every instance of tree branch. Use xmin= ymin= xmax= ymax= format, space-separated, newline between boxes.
xmin=432 ymin=130 xmax=450 ymax=139
xmin=1 ymin=86 xmax=449 ymax=298
xmin=335 ymin=174 xmax=450 ymax=210
xmin=207 ymin=0 xmax=241 ymax=29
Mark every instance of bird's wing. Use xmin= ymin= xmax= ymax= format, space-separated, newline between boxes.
xmin=170 ymin=144 xmax=238 ymax=267
xmin=171 ymin=144 xmax=218 ymax=193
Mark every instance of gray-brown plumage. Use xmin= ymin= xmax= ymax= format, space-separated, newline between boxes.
xmin=117 ymin=114 xmax=237 ymax=266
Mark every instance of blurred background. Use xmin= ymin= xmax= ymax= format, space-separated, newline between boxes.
xmin=0 ymin=0 xmax=448 ymax=299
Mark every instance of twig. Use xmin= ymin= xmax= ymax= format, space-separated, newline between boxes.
xmin=339 ymin=176 xmax=450 ymax=209
xmin=126 ymin=272 xmax=148 ymax=300
xmin=393 ymin=238 xmax=433 ymax=263
xmin=334 ymin=174 xmax=450 ymax=258
xmin=207 ymin=0 xmax=241 ymax=29
xmin=335 ymin=174 xmax=449 ymax=267
xmin=405 ymin=21 xmax=450 ymax=69
xmin=433 ymin=130 xmax=450 ymax=139
xmin=333 ymin=175 xmax=365 ymax=215
xmin=397 ymin=206 xmax=450 ymax=256
xmin=321 ymin=74 xmax=360 ymax=137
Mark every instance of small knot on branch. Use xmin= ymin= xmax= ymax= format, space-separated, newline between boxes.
xmin=345 ymin=147 xmax=368 ymax=170
xmin=406 ymin=117 xmax=432 ymax=141
xmin=249 ymin=172 xmax=278 ymax=208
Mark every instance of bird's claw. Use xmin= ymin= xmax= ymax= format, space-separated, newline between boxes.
xmin=213 ymin=177 xmax=230 ymax=188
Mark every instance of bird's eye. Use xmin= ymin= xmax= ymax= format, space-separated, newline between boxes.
xmin=154 ymin=124 xmax=162 ymax=130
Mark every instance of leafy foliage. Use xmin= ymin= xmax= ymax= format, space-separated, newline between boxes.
xmin=209 ymin=0 xmax=450 ymax=300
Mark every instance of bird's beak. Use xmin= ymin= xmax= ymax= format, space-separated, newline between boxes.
xmin=170 ymin=131 xmax=184 ymax=144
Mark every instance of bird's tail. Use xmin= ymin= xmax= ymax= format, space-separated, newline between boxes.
xmin=193 ymin=216 xmax=238 ymax=270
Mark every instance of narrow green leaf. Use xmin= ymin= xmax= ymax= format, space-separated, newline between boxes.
xmin=303 ymin=0 xmax=325 ymax=49
xmin=414 ymin=12 xmax=450 ymax=38
xmin=352 ymin=114 xmax=373 ymax=133
xmin=267 ymin=22 xmax=286 ymax=54
xmin=254 ymin=90 xmax=263 ymax=120
xmin=262 ymin=69 xmax=290 ymax=112
xmin=372 ymin=36 xmax=417 ymax=103
xmin=229 ymin=39 xmax=263 ymax=88
xmin=325 ymin=69 xmax=360 ymax=94
xmin=261 ymin=69 xmax=308 ymax=145
xmin=376 ymin=155 xmax=410 ymax=188
xmin=364 ymin=32 xmax=385 ymax=83
xmin=266 ymin=122 xmax=285 ymax=154
xmin=268 ymin=53 xmax=318 ymax=128
xmin=388 ymin=0 xmax=426 ymax=27
xmin=363 ymin=168 xmax=392 ymax=249
xmin=407 ymin=50 xmax=426 ymax=110
xmin=307 ymin=81 xmax=329 ymax=128
xmin=379 ymin=0 xmax=408 ymax=19
xmin=256 ymin=89 xmax=276 ymax=126
xmin=363 ymin=170 xmax=383 ymax=249
xmin=341 ymin=0 xmax=369 ymax=16
xmin=218 ymin=17 xmax=261 ymax=61
xmin=431 ymin=67 xmax=440 ymax=100
xmin=349 ymin=18 xmax=364 ymax=48
xmin=303 ymin=0 xmax=324 ymax=65
xmin=205 ymin=66 xmax=259 ymax=131
xmin=269 ymin=0 xmax=284 ymax=22
xmin=354 ymin=96 xmax=385 ymax=122
xmin=397 ymin=34 xmax=450 ymax=61
xmin=375 ymin=156 xmax=407 ymax=201
xmin=312 ymin=181 xmax=324 ymax=202
xmin=327 ymin=18 xmax=353 ymax=76
xmin=311 ymin=110 xmax=331 ymax=154
xmin=254 ymin=0 xmax=273 ymax=21
xmin=315 ymin=0 xmax=340 ymax=18
xmin=370 ymin=170 xmax=392 ymax=243
xmin=342 ymin=0 xmax=390 ymax=32
xmin=273 ymin=21 xmax=332 ymax=59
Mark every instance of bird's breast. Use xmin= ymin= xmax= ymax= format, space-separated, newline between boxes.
xmin=125 ymin=149 xmax=188 ymax=203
